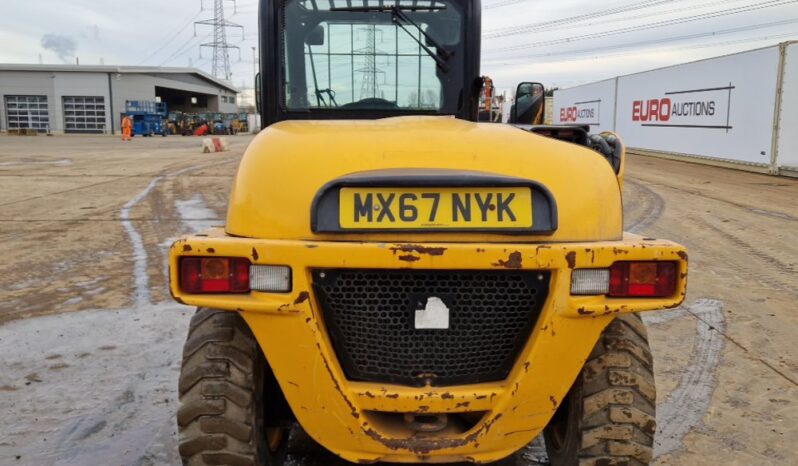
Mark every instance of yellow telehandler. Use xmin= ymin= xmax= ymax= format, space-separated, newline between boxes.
xmin=169 ymin=1 xmax=687 ymax=464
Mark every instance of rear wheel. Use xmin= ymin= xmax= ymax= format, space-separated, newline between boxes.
xmin=544 ymin=313 xmax=656 ymax=465
xmin=178 ymin=308 xmax=292 ymax=466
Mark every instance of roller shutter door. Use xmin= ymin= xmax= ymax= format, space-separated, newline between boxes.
xmin=63 ymin=96 xmax=107 ymax=134
xmin=5 ymin=95 xmax=50 ymax=132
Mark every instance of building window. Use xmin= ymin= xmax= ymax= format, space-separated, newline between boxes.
xmin=63 ymin=96 xmax=107 ymax=134
xmin=5 ymin=95 xmax=50 ymax=132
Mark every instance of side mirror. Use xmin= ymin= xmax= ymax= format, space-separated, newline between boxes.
xmin=511 ymin=82 xmax=545 ymax=125
xmin=255 ymin=72 xmax=262 ymax=115
xmin=305 ymin=25 xmax=325 ymax=46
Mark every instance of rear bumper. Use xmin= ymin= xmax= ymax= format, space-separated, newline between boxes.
xmin=168 ymin=230 xmax=687 ymax=463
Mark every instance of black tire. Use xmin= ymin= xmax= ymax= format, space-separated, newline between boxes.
xmin=544 ymin=313 xmax=656 ymax=466
xmin=178 ymin=308 xmax=292 ymax=466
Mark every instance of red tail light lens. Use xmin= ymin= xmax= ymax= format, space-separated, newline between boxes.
xmin=180 ymin=257 xmax=250 ymax=294
xmin=609 ymin=261 xmax=677 ymax=297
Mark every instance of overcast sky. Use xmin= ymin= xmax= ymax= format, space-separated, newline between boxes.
xmin=1 ymin=0 xmax=797 ymax=95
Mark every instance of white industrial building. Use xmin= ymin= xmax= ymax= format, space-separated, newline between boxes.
xmin=0 ymin=65 xmax=239 ymax=135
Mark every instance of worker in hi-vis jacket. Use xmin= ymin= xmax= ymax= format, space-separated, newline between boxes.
xmin=121 ymin=115 xmax=133 ymax=141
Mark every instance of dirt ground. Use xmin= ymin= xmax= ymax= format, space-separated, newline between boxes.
xmin=0 ymin=134 xmax=795 ymax=465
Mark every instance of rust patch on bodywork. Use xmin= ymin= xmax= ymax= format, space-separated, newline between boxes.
xmin=565 ymin=251 xmax=576 ymax=269
xmin=677 ymin=251 xmax=689 ymax=262
xmin=294 ymin=291 xmax=310 ymax=305
xmin=390 ymin=244 xmax=447 ymax=256
xmin=577 ymin=307 xmax=594 ymax=316
xmin=206 ymin=247 xmax=215 ymax=254
xmin=315 ymin=341 xmax=360 ymax=419
xmin=549 ymin=396 xmax=557 ymax=408
xmin=251 ymin=247 xmax=259 ymax=261
xmin=398 ymin=254 xmax=420 ymax=262
xmin=493 ymin=251 xmax=522 ymax=269
xmin=182 ymin=244 xmax=192 ymax=252
xmin=363 ymin=414 xmax=503 ymax=454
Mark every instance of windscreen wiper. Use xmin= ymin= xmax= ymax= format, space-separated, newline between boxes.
xmin=330 ymin=4 xmax=452 ymax=72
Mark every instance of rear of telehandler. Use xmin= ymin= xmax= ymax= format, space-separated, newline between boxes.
xmin=169 ymin=1 xmax=687 ymax=464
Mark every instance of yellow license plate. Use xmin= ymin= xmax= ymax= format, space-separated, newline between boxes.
xmin=339 ymin=187 xmax=533 ymax=230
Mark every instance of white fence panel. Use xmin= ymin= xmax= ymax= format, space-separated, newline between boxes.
xmin=553 ymin=78 xmax=616 ymax=133
xmin=615 ymin=46 xmax=781 ymax=166
xmin=777 ymin=42 xmax=798 ymax=171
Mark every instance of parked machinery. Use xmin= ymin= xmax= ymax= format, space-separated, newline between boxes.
xmin=124 ymin=101 xmax=168 ymax=137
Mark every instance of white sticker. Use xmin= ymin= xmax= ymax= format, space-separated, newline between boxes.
xmin=414 ymin=297 xmax=450 ymax=330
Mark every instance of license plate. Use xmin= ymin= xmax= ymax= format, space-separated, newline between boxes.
xmin=338 ymin=187 xmax=533 ymax=230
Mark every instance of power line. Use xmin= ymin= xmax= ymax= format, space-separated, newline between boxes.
xmin=488 ymin=33 xmax=798 ymax=71
xmin=490 ymin=0 xmax=798 ymax=54
xmin=483 ymin=0 xmax=531 ymax=10
xmin=486 ymin=0 xmax=755 ymax=39
xmin=157 ymin=32 xmax=211 ymax=67
xmin=482 ymin=17 xmax=798 ymax=65
xmin=485 ymin=0 xmax=678 ymax=38
xmin=136 ymin=10 xmax=204 ymax=65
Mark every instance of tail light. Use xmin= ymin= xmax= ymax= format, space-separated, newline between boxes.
xmin=609 ymin=261 xmax=677 ymax=298
xmin=180 ymin=257 xmax=250 ymax=294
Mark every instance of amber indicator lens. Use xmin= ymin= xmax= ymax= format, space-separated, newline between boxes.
xmin=202 ymin=258 xmax=229 ymax=280
xmin=180 ymin=257 xmax=250 ymax=294
xmin=608 ymin=261 xmax=677 ymax=298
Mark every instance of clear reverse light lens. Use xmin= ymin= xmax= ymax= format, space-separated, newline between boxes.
xmin=571 ymin=269 xmax=610 ymax=295
xmin=250 ymin=265 xmax=292 ymax=292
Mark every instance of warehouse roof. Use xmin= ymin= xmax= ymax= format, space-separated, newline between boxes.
xmin=0 ymin=64 xmax=238 ymax=93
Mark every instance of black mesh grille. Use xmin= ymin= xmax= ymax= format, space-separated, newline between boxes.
xmin=312 ymin=269 xmax=551 ymax=387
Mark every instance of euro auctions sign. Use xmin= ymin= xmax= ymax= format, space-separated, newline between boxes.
xmin=615 ymin=45 xmax=780 ymax=165
xmin=630 ymin=84 xmax=733 ymax=131
xmin=552 ymin=78 xmax=616 ymax=132
xmin=559 ymin=100 xmax=601 ymax=125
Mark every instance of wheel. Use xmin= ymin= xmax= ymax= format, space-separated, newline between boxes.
xmin=178 ymin=308 xmax=292 ymax=466
xmin=544 ymin=313 xmax=656 ymax=465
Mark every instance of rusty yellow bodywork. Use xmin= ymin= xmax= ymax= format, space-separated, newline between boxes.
xmin=169 ymin=116 xmax=686 ymax=463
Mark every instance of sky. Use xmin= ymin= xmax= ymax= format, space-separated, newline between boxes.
xmin=1 ymin=0 xmax=797 ymax=98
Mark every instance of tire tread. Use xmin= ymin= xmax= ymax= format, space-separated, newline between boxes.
xmin=578 ymin=313 xmax=656 ymax=465
xmin=178 ymin=308 xmax=262 ymax=466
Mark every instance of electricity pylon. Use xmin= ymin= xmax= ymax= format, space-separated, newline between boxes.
xmin=355 ymin=26 xmax=384 ymax=100
xmin=195 ymin=0 xmax=243 ymax=82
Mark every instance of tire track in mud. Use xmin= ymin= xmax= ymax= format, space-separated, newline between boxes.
xmin=643 ymin=300 xmax=726 ymax=457
xmin=625 ymin=180 xmax=726 ymax=459
xmin=689 ymin=217 xmax=798 ymax=296
xmin=121 ymin=161 xmax=234 ymax=308
xmin=121 ymin=176 xmax=163 ymax=307
xmin=624 ymin=179 xmax=666 ymax=234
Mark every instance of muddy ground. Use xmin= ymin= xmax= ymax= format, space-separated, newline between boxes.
xmin=0 ymin=134 xmax=795 ymax=465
